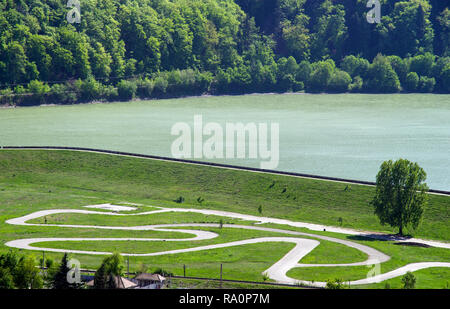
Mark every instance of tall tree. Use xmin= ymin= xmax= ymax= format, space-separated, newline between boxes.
xmin=371 ymin=159 xmax=428 ymax=236
xmin=5 ymin=41 xmax=27 ymax=84
xmin=51 ymin=253 xmax=82 ymax=289
xmin=93 ymin=253 xmax=124 ymax=289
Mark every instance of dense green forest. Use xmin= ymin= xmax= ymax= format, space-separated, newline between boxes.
xmin=0 ymin=0 xmax=449 ymax=105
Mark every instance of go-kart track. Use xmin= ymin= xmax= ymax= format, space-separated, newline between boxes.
xmin=5 ymin=204 xmax=450 ymax=288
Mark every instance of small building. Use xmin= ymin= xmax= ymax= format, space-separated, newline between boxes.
xmin=86 ymin=276 xmax=137 ymax=289
xmin=134 ymin=273 xmax=166 ymax=289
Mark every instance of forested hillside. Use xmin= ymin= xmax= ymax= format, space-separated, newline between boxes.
xmin=0 ymin=0 xmax=448 ymax=105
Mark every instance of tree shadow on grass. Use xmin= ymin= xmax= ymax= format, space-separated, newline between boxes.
xmin=347 ymin=233 xmax=414 ymax=242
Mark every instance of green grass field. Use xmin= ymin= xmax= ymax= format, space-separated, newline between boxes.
xmin=0 ymin=149 xmax=448 ymax=288
xmin=1 ymin=149 xmax=448 ymax=240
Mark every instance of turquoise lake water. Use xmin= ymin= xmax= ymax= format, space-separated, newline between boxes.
xmin=0 ymin=93 xmax=449 ymax=190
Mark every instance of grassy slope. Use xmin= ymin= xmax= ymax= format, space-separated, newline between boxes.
xmin=0 ymin=150 xmax=448 ymax=288
xmin=0 ymin=150 xmax=448 ymax=241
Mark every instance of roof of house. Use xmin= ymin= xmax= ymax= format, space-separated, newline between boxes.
xmin=135 ymin=273 xmax=166 ymax=282
xmin=86 ymin=276 xmax=137 ymax=289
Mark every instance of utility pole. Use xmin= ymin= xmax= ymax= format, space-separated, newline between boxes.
xmin=220 ymin=264 xmax=223 ymax=289
xmin=127 ymin=256 xmax=130 ymax=278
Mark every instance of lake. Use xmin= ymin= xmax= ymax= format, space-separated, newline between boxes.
xmin=1 ymin=93 xmax=449 ymax=190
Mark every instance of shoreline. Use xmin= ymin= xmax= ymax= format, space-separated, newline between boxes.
xmin=2 ymin=92 xmax=449 ymax=109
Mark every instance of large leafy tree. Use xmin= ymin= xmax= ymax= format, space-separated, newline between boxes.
xmin=13 ymin=255 xmax=43 ymax=289
xmin=5 ymin=41 xmax=28 ymax=83
xmin=0 ymin=252 xmax=45 ymax=289
xmin=371 ymin=159 xmax=429 ymax=236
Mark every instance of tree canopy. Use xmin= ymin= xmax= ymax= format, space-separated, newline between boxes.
xmin=93 ymin=253 xmax=124 ymax=289
xmin=0 ymin=0 xmax=448 ymax=105
xmin=371 ymin=159 xmax=429 ymax=236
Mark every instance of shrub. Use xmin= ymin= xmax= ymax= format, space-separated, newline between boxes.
xmin=0 ymin=88 xmax=13 ymax=96
xmin=328 ymin=70 xmax=352 ymax=93
xmin=364 ymin=54 xmax=400 ymax=93
xmin=401 ymin=272 xmax=416 ymax=289
xmin=349 ymin=76 xmax=363 ymax=92
xmin=341 ymin=55 xmax=370 ymax=78
xmin=228 ymin=64 xmax=252 ymax=94
xmin=174 ymin=196 xmax=185 ymax=203
xmin=27 ymin=80 xmax=50 ymax=104
xmin=440 ymin=63 xmax=450 ymax=92
xmin=153 ymin=268 xmax=173 ymax=277
xmin=117 ymin=80 xmax=137 ymax=101
xmin=387 ymin=55 xmax=408 ymax=83
xmin=80 ymin=78 xmax=102 ymax=102
xmin=0 ymin=267 xmax=15 ymax=289
xmin=102 ymin=85 xmax=118 ymax=101
xmin=196 ymin=71 xmax=213 ymax=94
xmin=14 ymin=85 xmax=26 ymax=94
xmin=0 ymin=89 xmax=15 ymax=106
xmin=404 ymin=72 xmax=419 ymax=92
xmin=166 ymin=69 xmax=208 ymax=96
xmin=418 ymin=76 xmax=436 ymax=93
xmin=433 ymin=59 xmax=450 ymax=93
xmin=277 ymin=74 xmax=296 ymax=92
xmin=49 ymin=83 xmax=72 ymax=104
xmin=293 ymin=81 xmax=304 ymax=92
xmin=296 ymin=60 xmax=312 ymax=83
xmin=45 ymin=258 xmax=54 ymax=269
xmin=325 ymin=278 xmax=346 ymax=289
xmin=307 ymin=60 xmax=335 ymax=92
xmin=153 ymin=75 xmax=169 ymax=96
xmin=136 ymin=78 xmax=154 ymax=99
xmin=214 ymin=68 xmax=232 ymax=93
xmin=409 ymin=53 xmax=435 ymax=77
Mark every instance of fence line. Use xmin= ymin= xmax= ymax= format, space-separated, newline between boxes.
xmin=72 ymin=268 xmax=319 ymax=289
